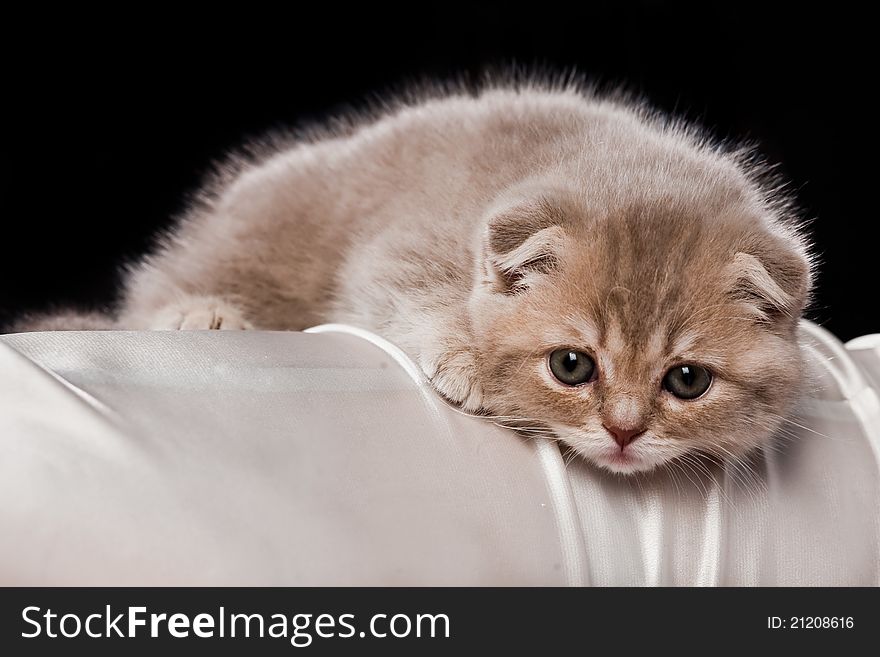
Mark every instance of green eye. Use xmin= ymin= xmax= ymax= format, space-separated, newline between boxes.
xmin=548 ymin=349 xmax=596 ymax=386
xmin=663 ymin=365 xmax=712 ymax=400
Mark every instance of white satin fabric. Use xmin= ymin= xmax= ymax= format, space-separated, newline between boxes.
xmin=0 ymin=322 xmax=878 ymax=586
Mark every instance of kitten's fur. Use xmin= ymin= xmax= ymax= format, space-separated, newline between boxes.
xmin=21 ymin=81 xmax=814 ymax=474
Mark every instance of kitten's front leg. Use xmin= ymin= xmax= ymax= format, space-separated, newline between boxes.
xmin=146 ymin=295 xmax=253 ymax=330
xmin=419 ymin=346 xmax=485 ymax=413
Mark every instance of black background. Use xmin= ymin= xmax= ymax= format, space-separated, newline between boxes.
xmin=2 ymin=5 xmax=876 ymax=339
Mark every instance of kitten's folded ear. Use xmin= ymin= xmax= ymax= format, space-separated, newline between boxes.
xmin=481 ymin=198 xmax=567 ymax=294
xmin=727 ymin=231 xmax=813 ymax=326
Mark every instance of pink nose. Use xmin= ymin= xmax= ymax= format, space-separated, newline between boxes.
xmin=603 ymin=425 xmax=645 ymax=449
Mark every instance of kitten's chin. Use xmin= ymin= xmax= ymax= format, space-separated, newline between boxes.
xmin=558 ymin=432 xmax=671 ymax=475
xmin=564 ymin=441 xmax=665 ymax=474
xmin=590 ymin=450 xmax=658 ymax=475
xmin=553 ymin=426 xmax=681 ymax=475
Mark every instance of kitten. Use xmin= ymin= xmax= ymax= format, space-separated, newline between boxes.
xmin=20 ymin=81 xmax=813 ymax=475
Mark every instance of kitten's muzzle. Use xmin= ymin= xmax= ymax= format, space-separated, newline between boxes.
xmin=603 ymin=424 xmax=646 ymax=449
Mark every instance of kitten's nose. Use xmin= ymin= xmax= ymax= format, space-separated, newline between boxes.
xmin=603 ymin=425 xmax=645 ymax=448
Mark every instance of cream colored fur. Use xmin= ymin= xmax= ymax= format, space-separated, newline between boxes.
xmin=22 ymin=82 xmax=815 ymax=474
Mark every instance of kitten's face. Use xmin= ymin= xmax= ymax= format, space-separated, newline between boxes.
xmin=470 ymin=194 xmax=811 ymax=474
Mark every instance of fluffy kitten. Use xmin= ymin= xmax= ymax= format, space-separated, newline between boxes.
xmin=22 ymin=82 xmax=814 ymax=474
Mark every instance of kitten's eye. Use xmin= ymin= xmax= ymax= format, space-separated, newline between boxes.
xmin=663 ymin=365 xmax=712 ymax=400
xmin=548 ymin=349 xmax=596 ymax=386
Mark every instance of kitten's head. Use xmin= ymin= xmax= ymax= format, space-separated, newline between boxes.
xmin=468 ymin=180 xmax=812 ymax=474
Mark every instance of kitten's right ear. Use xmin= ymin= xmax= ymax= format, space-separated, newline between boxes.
xmin=481 ymin=198 xmax=566 ymax=294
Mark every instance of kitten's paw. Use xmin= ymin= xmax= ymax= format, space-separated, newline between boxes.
xmin=423 ymin=350 xmax=485 ymax=412
xmin=150 ymin=296 xmax=253 ymax=330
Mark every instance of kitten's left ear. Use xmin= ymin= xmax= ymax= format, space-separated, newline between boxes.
xmin=481 ymin=198 xmax=567 ymax=294
xmin=728 ymin=231 xmax=812 ymax=325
